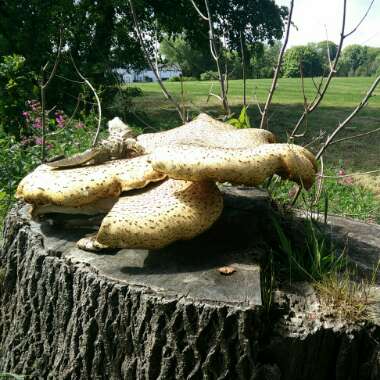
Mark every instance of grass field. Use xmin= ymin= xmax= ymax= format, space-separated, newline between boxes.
xmin=127 ymin=77 xmax=380 ymax=222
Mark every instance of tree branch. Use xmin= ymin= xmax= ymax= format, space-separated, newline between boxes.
xmin=259 ymin=0 xmax=294 ymax=129
xmin=129 ymin=0 xmax=185 ymax=122
xmin=290 ymin=0 xmax=375 ymax=138
xmin=344 ymin=0 xmax=375 ymax=38
xmin=70 ymin=55 xmax=103 ymax=147
xmin=191 ymin=0 xmax=230 ymax=116
xmin=316 ymin=74 xmax=380 ymax=159
xmin=40 ymin=29 xmax=63 ymax=161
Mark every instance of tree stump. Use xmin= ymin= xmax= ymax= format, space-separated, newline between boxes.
xmin=1 ymin=187 xmax=380 ymax=380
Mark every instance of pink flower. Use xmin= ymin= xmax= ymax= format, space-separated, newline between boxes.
xmin=35 ymin=137 xmax=43 ymax=145
xmin=55 ymin=113 xmax=65 ymax=128
xmin=22 ymin=111 xmax=30 ymax=119
xmin=33 ymin=117 xmax=42 ymax=129
xmin=338 ymin=169 xmax=345 ymax=176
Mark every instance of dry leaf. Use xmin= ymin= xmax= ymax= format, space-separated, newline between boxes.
xmin=218 ymin=266 xmax=236 ymax=275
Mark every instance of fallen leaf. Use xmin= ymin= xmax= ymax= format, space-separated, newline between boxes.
xmin=218 ymin=266 xmax=236 ymax=275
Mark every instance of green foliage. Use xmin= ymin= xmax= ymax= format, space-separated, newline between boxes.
xmin=160 ymin=37 xmax=213 ymax=77
xmin=227 ymin=106 xmax=252 ymax=128
xmin=282 ymin=45 xmax=324 ymax=77
xmin=272 ymin=216 xmax=346 ymax=283
xmin=0 ymin=373 xmax=24 ymax=380
xmin=167 ymin=76 xmax=198 ymax=82
xmin=269 ymin=171 xmax=380 ymax=224
xmin=338 ymin=45 xmax=380 ymax=77
xmin=0 ymin=55 xmax=37 ymax=138
xmin=250 ymin=42 xmax=281 ymax=78
xmin=200 ymin=71 xmax=219 ymax=81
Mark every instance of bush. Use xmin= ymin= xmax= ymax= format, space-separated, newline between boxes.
xmin=0 ymin=55 xmax=38 ymax=138
xmin=167 ymin=76 xmax=198 ymax=82
xmin=200 ymin=71 xmax=219 ymax=81
xmin=122 ymin=86 xmax=143 ymax=97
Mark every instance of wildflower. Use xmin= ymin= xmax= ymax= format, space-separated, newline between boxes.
xmin=33 ymin=117 xmax=42 ymax=129
xmin=35 ymin=137 xmax=43 ymax=145
xmin=22 ymin=111 xmax=30 ymax=120
xmin=55 ymin=112 xmax=65 ymax=128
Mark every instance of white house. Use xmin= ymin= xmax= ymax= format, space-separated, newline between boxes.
xmin=115 ymin=65 xmax=182 ymax=83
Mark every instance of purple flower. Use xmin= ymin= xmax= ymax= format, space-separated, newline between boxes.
xmin=55 ymin=113 xmax=65 ymax=128
xmin=35 ymin=137 xmax=43 ymax=145
xmin=22 ymin=111 xmax=30 ymax=119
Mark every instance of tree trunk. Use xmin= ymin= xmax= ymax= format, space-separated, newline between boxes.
xmin=0 ymin=187 xmax=379 ymax=379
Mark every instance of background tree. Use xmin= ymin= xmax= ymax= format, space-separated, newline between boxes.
xmin=160 ymin=36 xmax=213 ymax=77
xmin=282 ymin=45 xmax=324 ymax=77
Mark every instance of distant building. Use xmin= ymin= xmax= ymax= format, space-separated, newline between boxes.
xmin=115 ymin=66 xmax=182 ymax=83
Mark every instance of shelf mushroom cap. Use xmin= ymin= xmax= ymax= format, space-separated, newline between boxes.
xmin=80 ymin=178 xmax=223 ymax=250
xmin=151 ymin=143 xmax=318 ymax=190
xmin=137 ymin=113 xmax=275 ymax=153
xmin=16 ymin=155 xmax=166 ymax=207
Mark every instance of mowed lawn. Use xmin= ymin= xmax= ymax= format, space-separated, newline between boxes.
xmin=130 ymin=77 xmax=380 ymax=188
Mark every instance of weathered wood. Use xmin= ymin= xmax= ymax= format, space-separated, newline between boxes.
xmin=0 ymin=187 xmax=380 ymax=379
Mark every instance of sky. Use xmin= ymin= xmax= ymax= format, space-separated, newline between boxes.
xmin=274 ymin=0 xmax=380 ymax=48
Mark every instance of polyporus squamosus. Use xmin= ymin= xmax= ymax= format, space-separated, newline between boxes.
xmin=16 ymin=113 xmax=317 ymax=251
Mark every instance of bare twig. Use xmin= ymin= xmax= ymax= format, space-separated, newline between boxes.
xmin=129 ymin=0 xmax=185 ymax=122
xmin=344 ymin=0 xmax=375 ymax=38
xmin=324 ymin=25 xmax=333 ymax=70
xmin=316 ymin=75 xmax=380 ymax=159
xmin=191 ymin=0 xmax=230 ymax=116
xmin=259 ymin=0 xmax=294 ymax=129
xmin=291 ymin=0 xmax=374 ymax=138
xmin=40 ymin=29 xmax=63 ymax=161
xmin=319 ymin=169 xmax=380 ymax=179
xmin=291 ymin=74 xmax=380 ymax=205
xmin=70 ymin=55 xmax=102 ymax=147
xmin=328 ymin=127 xmax=380 ymax=145
xmin=313 ymin=155 xmax=324 ymax=205
xmin=189 ymin=0 xmax=208 ymax=20
xmin=240 ymin=31 xmax=247 ymax=106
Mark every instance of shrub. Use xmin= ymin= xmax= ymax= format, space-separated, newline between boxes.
xmin=167 ymin=76 xmax=198 ymax=82
xmin=200 ymin=71 xmax=219 ymax=81
xmin=0 ymin=55 xmax=37 ymax=138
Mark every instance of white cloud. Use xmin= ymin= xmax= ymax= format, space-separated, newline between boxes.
xmin=275 ymin=0 xmax=380 ymax=47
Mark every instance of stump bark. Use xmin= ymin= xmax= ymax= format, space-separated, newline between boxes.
xmin=1 ymin=187 xmax=380 ymax=380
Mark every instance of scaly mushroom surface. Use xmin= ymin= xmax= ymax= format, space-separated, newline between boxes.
xmin=151 ymin=143 xmax=317 ymax=189
xmin=78 ymin=178 xmax=223 ymax=250
xmin=16 ymin=155 xmax=165 ymax=207
xmin=137 ymin=113 xmax=275 ymax=152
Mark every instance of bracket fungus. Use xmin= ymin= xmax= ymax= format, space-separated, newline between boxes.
xmin=16 ymin=113 xmax=317 ymax=251
xmin=78 ymin=179 xmax=223 ymax=251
